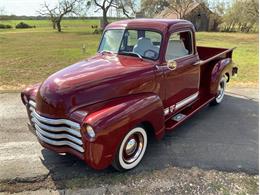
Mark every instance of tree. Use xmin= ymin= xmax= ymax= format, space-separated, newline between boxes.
xmin=93 ymin=0 xmax=115 ymax=28
xmin=141 ymin=0 xmax=169 ymax=17
xmin=120 ymin=0 xmax=138 ymax=17
xmin=168 ymin=0 xmax=195 ymax=19
xmin=222 ymin=0 xmax=258 ymax=32
xmin=141 ymin=0 xmax=197 ymax=18
xmin=39 ymin=0 xmax=83 ymax=32
xmin=87 ymin=0 xmax=136 ymax=29
xmin=40 ymin=2 xmax=58 ymax=29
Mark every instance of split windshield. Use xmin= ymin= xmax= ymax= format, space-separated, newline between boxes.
xmin=98 ymin=29 xmax=162 ymax=60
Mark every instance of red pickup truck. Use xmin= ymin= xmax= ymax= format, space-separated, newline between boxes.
xmin=21 ymin=19 xmax=237 ymax=171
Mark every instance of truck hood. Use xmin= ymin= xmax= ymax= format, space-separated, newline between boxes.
xmin=36 ymin=54 xmax=157 ymax=118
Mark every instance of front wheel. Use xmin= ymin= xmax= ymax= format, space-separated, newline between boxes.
xmin=112 ymin=127 xmax=147 ymax=171
xmin=210 ymin=75 xmax=227 ymax=106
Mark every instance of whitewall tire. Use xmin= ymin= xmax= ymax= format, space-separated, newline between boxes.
xmin=211 ymin=75 xmax=227 ymax=105
xmin=112 ymin=127 xmax=147 ymax=171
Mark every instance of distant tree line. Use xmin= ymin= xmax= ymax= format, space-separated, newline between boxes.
xmin=0 ymin=15 xmax=49 ymax=20
xmin=0 ymin=15 xmax=126 ymax=20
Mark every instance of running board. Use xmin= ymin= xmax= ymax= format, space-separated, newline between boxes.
xmin=165 ymin=96 xmax=215 ymax=131
xmin=172 ymin=113 xmax=187 ymax=122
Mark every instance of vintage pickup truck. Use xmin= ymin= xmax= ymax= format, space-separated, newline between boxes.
xmin=21 ymin=19 xmax=237 ymax=171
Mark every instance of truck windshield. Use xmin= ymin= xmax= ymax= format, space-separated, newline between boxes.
xmin=98 ymin=29 xmax=162 ymax=60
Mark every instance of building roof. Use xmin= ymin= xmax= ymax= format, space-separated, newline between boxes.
xmin=155 ymin=2 xmax=211 ymax=19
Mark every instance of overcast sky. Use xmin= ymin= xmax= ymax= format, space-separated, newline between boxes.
xmin=0 ymin=0 xmax=140 ymax=16
xmin=0 ymin=0 xmax=57 ymax=16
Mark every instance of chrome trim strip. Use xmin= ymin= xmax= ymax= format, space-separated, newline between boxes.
xmin=175 ymin=92 xmax=199 ymax=110
xmin=31 ymin=117 xmax=81 ymax=138
xmin=30 ymin=109 xmax=80 ymax=130
xmin=164 ymin=108 xmax=170 ymax=116
xmin=36 ymin=130 xmax=84 ymax=153
xmin=34 ymin=124 xmax=83 ymax=145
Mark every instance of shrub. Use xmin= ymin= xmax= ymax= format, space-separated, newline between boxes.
xmin=93 ymin=28 xmax=103 ymax=34
xmin=0 ymin=24 xmax=12 ymax=29
xmin=15 ymin=22 xmax=35 ymax=29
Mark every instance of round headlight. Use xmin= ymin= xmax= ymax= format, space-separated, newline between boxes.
xmin=86 ymin=125 xmax=96 ymax=138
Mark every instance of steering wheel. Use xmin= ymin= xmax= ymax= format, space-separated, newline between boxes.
xmin=143 ymin=49 xmax=158 ymax=59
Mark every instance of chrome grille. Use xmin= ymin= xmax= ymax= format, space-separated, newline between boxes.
xmin=29 ymin=100 xmax=84 ymax=153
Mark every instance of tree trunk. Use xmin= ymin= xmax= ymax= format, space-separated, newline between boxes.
xmin=102 ymin=10 xmax=109 ymax=29
xmin=50 ymin=17 xmax=56 ymax=29
xmin=52 ymin=21 xmax=56 ymax=29
xmin=56 ymin=21 xmax=61 ymax=32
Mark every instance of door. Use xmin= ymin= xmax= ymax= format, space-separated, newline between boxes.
xmin=163 ymin=30 xmax=200 ymax=114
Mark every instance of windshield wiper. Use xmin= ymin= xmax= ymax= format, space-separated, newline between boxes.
xmin=100 ymin=50 xmax=114 ymax=55
xmin=119 ymin=51 xmax=143 ymax=60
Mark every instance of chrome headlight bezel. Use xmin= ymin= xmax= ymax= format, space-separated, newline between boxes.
xmin=85 ymin=125 xmax=96 ymax=138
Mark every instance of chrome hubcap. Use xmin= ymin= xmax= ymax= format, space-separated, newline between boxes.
xmin=125 ymin=138 xmax=137 ymax=155
xmin=216 ymin=77 xmax=226 ymax=102
xmin=123 ymin=133 xmax=144 ymax=164
xmin=217 ymin=80 xmax=225 ymax=100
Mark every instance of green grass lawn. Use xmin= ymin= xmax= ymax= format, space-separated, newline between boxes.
xmin=196 ymin=32 xmax=258 ymax=87
xmin=0 ymin=19 xmax=258 ymax=90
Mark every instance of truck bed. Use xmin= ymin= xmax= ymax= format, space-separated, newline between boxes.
xmin=196 ymin=46 xmax=235 ymax=105
xmin=197 ymin=46 xmax=235 ymax=64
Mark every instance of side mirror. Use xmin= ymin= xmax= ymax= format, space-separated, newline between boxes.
xmin=167 ymin=60 xmax=177 ymax=70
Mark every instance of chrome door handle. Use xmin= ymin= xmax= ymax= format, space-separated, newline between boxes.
xmin=193 ymin=62 xmax=201 ymax=66
xmin=167 ymin=60 xmax=177 ymax=70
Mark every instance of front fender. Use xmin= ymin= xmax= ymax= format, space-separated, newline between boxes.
xmin=21 ymin=83 xmax=41 ymax=105
xmin=210 ymin=58 xmax=234 ymax=95
xmin=81 ymin=93 xmax=165 ymax=170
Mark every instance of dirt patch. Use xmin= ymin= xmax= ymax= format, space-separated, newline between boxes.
xmin=1 ymin=167 xmax=258 ymax=194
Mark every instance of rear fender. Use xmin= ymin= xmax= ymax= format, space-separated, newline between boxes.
xmin=81 ymin=93 xmax=165 ymax=169
xmin=210 ymin=58 xmax=233 ymax=95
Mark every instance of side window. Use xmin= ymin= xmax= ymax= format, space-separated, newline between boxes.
xmin=165 ymin=31 xmax=193 ymax=61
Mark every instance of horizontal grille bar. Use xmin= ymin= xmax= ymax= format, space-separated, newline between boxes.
xmin=29 ymin=100 xmax=84 ymax=153
xmin=29 ymin=100 xmax=36 ymax=108
xmin=36 ymin=130 xmax=84 ymax=153
xmin=31 ymin=115 xmax=81 ymax=138
xmin=29 ymin=101 xmax=80 ymax=130
xmin=35 ymin=124 xmax=83 ymax=145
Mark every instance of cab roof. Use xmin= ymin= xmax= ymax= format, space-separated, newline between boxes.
xmin=106 ymin=19 xmax=194 ymax=33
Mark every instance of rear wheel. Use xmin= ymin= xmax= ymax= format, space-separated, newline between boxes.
xmin=210 ymin=75 xmax=227 ymax=106
xmin=112 ymin=127 xmax=147 ymax=171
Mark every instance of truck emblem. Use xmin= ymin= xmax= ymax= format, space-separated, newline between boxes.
xmin=170 ymin=105 xmax=175 ymax=112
